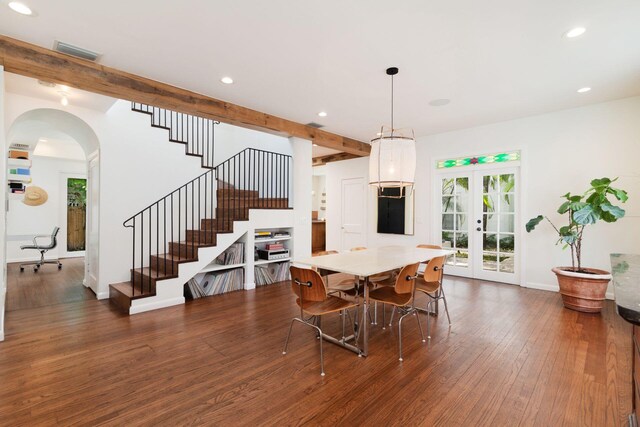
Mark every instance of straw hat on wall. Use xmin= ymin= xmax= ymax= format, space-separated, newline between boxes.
xmin=23 ymin=186 xmax=48 ymax=206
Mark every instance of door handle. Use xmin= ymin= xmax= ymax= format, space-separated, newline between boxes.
xmin=476 ymin=227 xmax=481 ymax=231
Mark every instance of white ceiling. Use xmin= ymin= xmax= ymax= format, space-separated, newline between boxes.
xmin=5 ymin=72 xmax=117 ymax=112
xmin=1 ymin=0 xmax=639 ymax=142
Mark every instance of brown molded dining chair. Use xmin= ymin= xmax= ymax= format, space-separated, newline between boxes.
xmin=315 ymin=250 xmax=360 ymax=297
xmin=368 ymin=262 xmax=424 ymax=361
xmin=283 ymin=266 xmax=359 ymax=376
xmin=415 ymin=244 xmax=451 ymax=339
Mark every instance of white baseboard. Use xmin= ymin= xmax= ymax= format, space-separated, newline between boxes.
xmin=129 ymin=297 xmax=185 ymax=315
xmin=245 ymin=282 xmax=256 ymax=290
xmin=0 ymin=331 xmax=4 ymax=342
xmin=96 ymin=291 xmax=109 ymax=300
xmin=524 ymin=282 xmax=614 ymax=300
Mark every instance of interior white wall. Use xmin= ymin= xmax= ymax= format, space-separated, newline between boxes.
xmin=4 ymin=92 xmax=293 ymax=299
xmin=325 ymin=96 xmax=640 ymax=294
xmin=290 ymin=137 xmax=312 ymax=260
xmin=0 ymin=67 xmax=6 ymax=341
xmin=6 ymin=156 xmax=86 ymax=262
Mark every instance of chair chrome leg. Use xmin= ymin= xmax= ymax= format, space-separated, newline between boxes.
xmin=441 ymin=288 xmax=452 ymax=326
xmin=341 ymin=309 xmax=346 ymax=340
xmin=426 ymin=300 xmax=432 ymax=340
xmin=318 ymin=327 xmax=325 ymax=376
xmin=398 ymin=311 xmax=411 ymax=362
xmin=414 ymin=311 xmax=426 ymax=343
xmin=382 ymin=303 xmax=386 ymax=329
xmin=373 ymin=301 xmax=378 ymax=325
xmin=282 ymin=318 xmax=297 ymax=354
xmin=389 ymin=306 xmax=396 ymax=327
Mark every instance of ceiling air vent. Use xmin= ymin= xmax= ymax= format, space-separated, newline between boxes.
xmin=53 ymin=40 xmax=101 ymax=62
xmin=306 ymin=122 xmax=325 ymax=129
xmin=10 ymin=143 xmax=30 ymax=150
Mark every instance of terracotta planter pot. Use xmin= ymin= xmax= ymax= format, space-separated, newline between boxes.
xmin=552 ymin=267 xmax=612 ymax=313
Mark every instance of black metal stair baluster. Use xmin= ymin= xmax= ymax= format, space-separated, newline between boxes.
xmin=132 ymin=217 xmax=136 ymax=295
xmin=156 ymin=203 xmax=159 ymax=276
xmin=163 ymin=199 xmax=166 ymax=276
xmin=140 ymin=213 xmax=144 ymax=295
xmin=191 ymin=182 xmax=194 ymax=258
xmin=204 ymin=174 xmax=208 ymax=243
xmin=170 ymin=193 xmax=174 ymax=275
xmin=198 ymin=176 xmax=201 ymax=246
xmin=178 ymin=188 xmax=181 ymax=260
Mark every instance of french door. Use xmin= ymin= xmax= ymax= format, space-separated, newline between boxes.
xmin=436 ymin=166 xmax=520 ymax=284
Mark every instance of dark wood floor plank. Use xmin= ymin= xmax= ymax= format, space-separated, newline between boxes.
xmin=0 ymin=272 xmax=632 ymax=425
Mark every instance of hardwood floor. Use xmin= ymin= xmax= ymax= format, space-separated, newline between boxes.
xmin=0 ymin=275 xmax=632 ymax=426
xmin=5 ymin=257 xmax=94 ymax=311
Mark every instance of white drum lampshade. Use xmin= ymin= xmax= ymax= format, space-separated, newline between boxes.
xmin=368 ymin=67 xmax=416 ymax=196
xmin=369 ymin=130 xmax=416 ymax=191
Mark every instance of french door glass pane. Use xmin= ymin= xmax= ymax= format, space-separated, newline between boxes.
xmin=499 ymin=254 xmax=515 ymax=273
xmin=441 ymin=177 xmax=469 ymax=267
xmin=481 ymin=173 xmax=515 ymax=273
xmin=483 ymin=253 xmax=498 ymax=271
xmin=442 ymin=196 xmax=454 ymax=212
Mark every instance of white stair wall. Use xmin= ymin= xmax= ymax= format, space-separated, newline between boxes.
xmin=129 ymin=209 xmax=295 ymax=314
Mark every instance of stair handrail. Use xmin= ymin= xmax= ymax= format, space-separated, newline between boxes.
xmin=121 ymin=147 xmax=292 ymax=296
xmin=131 ymin=102 xmax=220 ymax=169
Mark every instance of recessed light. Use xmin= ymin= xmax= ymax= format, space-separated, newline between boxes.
xmin=313 ymin=144 xmax=318 ymax=147
xmin=8 ymin=2 xmax=33 ymax=16
xmin=60 ymin=95 xmax=69 ymax=106
xmin=59 ymin=85 xmax=70 ymax=92
xmin=565 ymin=27 xmax=586 ymax=38
xmin=220 ymin=77 xmax=233 ymax=84
xmin=577 ymin=87 xmax=591 ymax=93
xmin=318 ymin=111 xmax=327 ymax=117
xmin=429 ymin=98 xmax=451 ymax=107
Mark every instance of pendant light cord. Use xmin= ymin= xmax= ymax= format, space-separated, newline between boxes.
xmin=391 ymin=74 xmax=394 ymax=136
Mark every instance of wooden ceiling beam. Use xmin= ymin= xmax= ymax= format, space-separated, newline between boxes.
xmin=0 ymin=35 xmax=371 ymax=157
xmin=312 ymin=152 xmax=361 ymax=166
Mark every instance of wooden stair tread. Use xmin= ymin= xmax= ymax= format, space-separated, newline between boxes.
xmin=170 ymin=240 xmax=217 ymax=248
xmin=131 ymin=267 xmax=178 ymax=280
xmin=151 ymin=253 xmax=197 ymax=263
xmin=110 ymin=282 xmax=155 ymax=299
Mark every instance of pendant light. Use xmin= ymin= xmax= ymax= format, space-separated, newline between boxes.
xmin=369 ymin=67 xmax=416 ymax=198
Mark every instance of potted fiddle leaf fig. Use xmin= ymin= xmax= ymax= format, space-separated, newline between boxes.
xmin=526 ymin=177 xmax=628 ymax=313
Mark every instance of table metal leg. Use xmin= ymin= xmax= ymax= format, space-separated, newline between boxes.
xmin=362 ymin=276 xmax=369 ymax=357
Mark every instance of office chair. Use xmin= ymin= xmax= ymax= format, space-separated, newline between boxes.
xmin=19 ymin=226 xmax=62 ymax=272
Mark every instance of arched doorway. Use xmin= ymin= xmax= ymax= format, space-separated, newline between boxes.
xmin=6 ymin=109 xmax=100 ymax=297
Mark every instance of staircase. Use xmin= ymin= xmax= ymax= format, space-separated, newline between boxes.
xmin=109 ymin=104 xmax=291 ymax=313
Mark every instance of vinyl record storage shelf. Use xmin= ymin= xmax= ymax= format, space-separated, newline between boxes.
xmin=187 ymin=226 xmax=293 ymax=297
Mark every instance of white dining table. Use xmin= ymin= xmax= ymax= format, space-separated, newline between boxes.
xmin=295 ymin=245 xmax=454 ymax=357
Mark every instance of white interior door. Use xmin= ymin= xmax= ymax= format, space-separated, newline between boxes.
xmin=85 ymin=155 xmax=100 ymax=294
xmin=341 ymin=177 xmax=365 ymax=250
xmin=436 ymin=166 xmax=520 ymax=284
